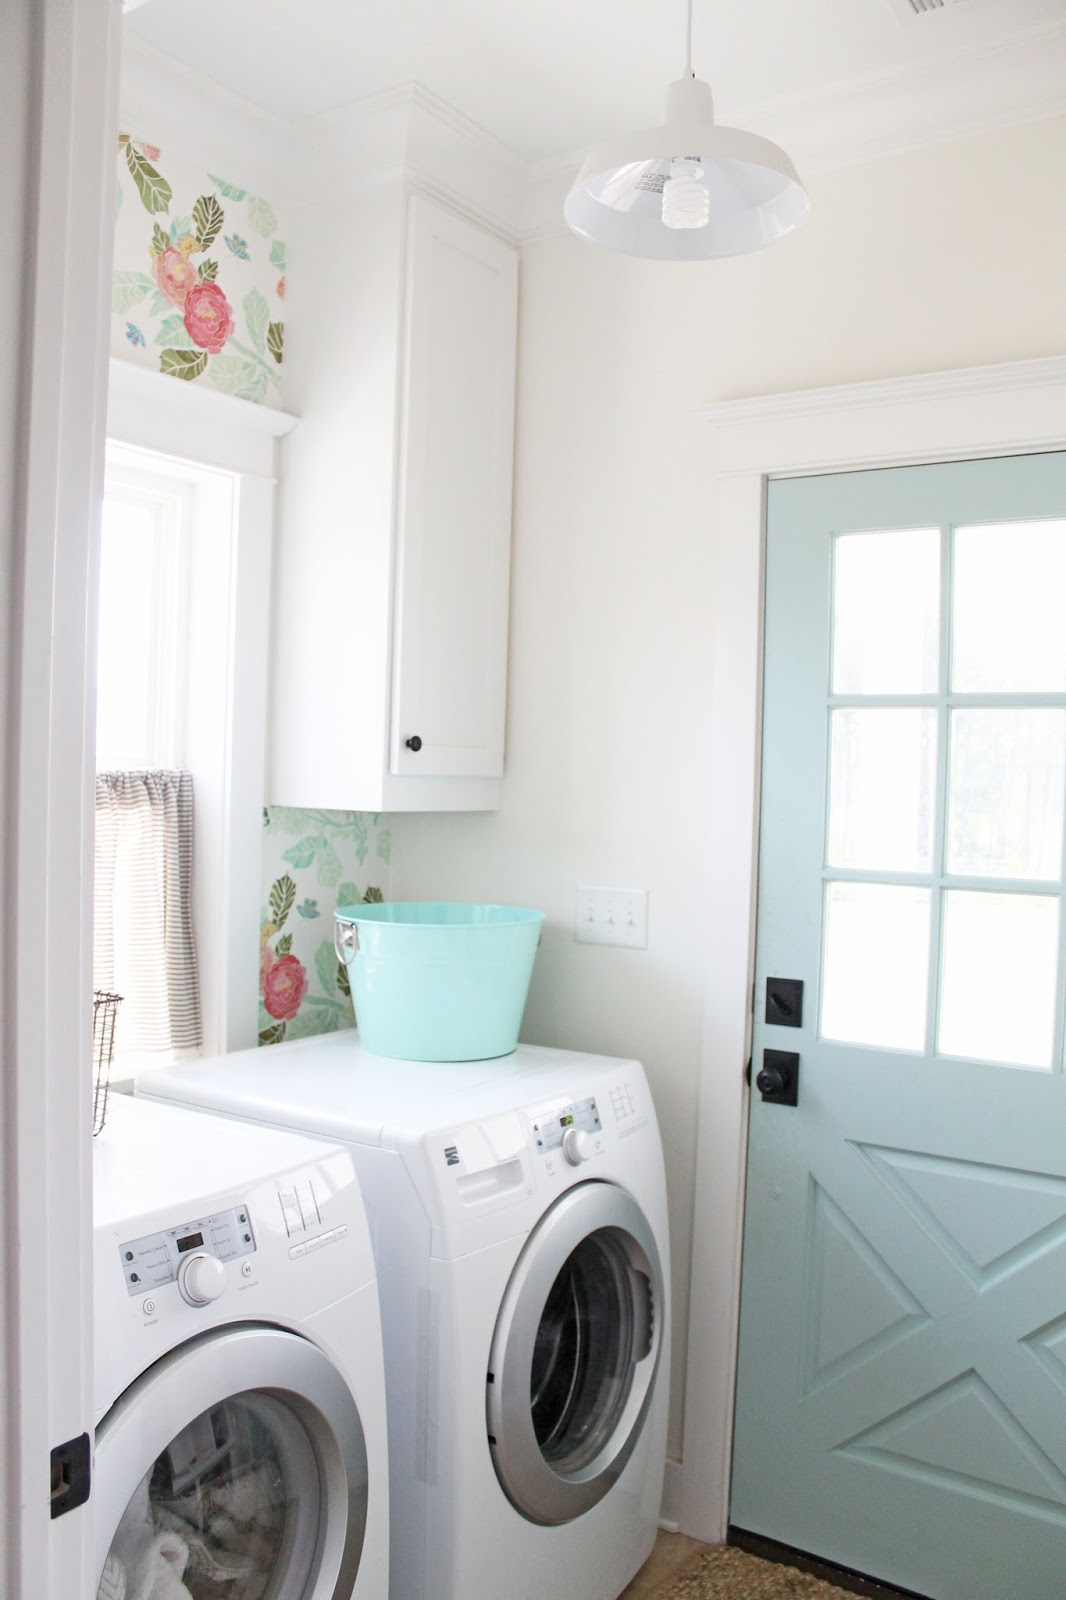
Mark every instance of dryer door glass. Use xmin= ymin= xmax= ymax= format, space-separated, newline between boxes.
xmin=487 ymin=1181 xmax=664 ymax=1526
xmin=99 ymin=1391 xmax=319 ymax=1600
xmin=532 ymin=1228 xmax=645 ymax=1472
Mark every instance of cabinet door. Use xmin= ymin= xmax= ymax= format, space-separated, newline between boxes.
xmin=391 ymin=195 xmax=518 ymax=779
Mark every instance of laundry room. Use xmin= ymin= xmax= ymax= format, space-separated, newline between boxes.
xmin=5 ymin=2 xmax=1066 ymax=1598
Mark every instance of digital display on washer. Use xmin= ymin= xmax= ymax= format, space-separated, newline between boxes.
xmin=176 ymin=1231 xmax=204 ymax=1253
xmin=532 ymin=1097 xmax=601 ymax=1153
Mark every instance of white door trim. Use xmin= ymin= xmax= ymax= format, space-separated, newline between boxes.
xmin=678 ymin=354 xmax=1066 ymax=1544
xmin=4 ymin=0 xmax=119 ymax=1593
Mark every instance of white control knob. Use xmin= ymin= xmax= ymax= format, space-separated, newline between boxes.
xmin=178 ymin=1252 xmax=226 ymax=1307
xmin=562 ymin=1127 xmax=593 ymax=1166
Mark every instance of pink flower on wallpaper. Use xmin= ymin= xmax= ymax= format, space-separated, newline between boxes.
xmin=153 ymin=245 xmax=197 ymax=309
xmin=259 ymin=938 xmax=274 ymax=997
xmin=183 ymin=280 xmax=234 ymax=354
xmin=277 ymin=276 xmax=285 ymax=300
xmin=262 ymin=953 xmax=308 ymax=1022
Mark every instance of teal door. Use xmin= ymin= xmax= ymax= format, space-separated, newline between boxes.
xmin=732 ymin=452 xmax=1066 ymax=1600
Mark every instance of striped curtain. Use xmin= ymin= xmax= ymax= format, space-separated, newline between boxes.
xmin=94 ymin=771 xmax=202 ymax=1058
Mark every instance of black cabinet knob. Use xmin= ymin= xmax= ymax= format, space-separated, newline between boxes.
xmin=405 ymin=736 xmax=423 ymax=752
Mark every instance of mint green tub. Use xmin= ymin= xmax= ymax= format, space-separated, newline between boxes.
xmin=333 ymin=901 xmax=544 ymax=1061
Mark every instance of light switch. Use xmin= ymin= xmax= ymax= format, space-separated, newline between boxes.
xmin=575 ymin=887 xmax=648 ymax=949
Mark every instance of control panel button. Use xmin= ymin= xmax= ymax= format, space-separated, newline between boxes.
xmin=241 ymin=1261 xmax=254 ymax=1279
xmin=288 ymin=1242 xmax=307 ymax=1260
xmin=142 ymin=1298 xmax=156 ymax=1316
xmin=178 ymin=1253 xmax=227 ymax=1307
xmin=562 ymin=1128 xmax=594 ymax=1166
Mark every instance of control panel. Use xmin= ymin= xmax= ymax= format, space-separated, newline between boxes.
xmin=119 ymin=1205 xmax=255 ymax=1297
xmin=531 ymin=1098 xmax=601 ymax=1158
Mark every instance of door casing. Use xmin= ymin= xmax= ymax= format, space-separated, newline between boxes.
xmin=679 ymin=355 xmax=1066 ymax=1544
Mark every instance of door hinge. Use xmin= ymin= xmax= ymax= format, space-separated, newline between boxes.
xmin=744 ymin=1057 xmax=752 ymax=1086
xmin=50 ymin=1433 xmax=91 ymax=1519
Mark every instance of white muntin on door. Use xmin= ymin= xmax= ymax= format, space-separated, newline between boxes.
xmin=732 ymin=450 xmax=1066 ymax=1600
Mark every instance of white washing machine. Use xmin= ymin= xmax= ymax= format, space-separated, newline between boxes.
xmin=93 ymin=1094 xmax=389 ymax=1600
xmin=139 ymin=1032 xmax=670 ymax=1600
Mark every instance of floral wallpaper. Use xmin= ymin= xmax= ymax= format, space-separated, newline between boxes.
xmin=259 ymin=808 xmax=392 ymax=1046
xmin=112 ymin=133 xmax=285 ymax=406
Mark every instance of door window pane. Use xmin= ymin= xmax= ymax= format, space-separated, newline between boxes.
xmin=822 ymin=883 xmax=931 ymax=1051
xmin=832 ymin=529 xmax=940 ymax=696
xmin=938 ymin=891 xmax=1059 ymax=1069
xmin=828 ymin=709 xmax=937 ymax=873
xmin=947 ymin=709 xmax=1066 ymax=881
xmin=952 ymin=521 xmax=1066 ymax=693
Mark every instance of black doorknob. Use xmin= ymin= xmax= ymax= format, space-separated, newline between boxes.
xmin=756 ymin=1065 xmax=786 ymax=1097
xmin=405 ymin=735 xmax=422 ymax=752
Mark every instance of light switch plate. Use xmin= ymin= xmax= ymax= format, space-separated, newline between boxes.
xmin=575 ymin=887 xmax=648 ymax=949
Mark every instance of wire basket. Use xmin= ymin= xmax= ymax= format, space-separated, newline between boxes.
xmin=92 ymin=991 xmax=122 ymax=1136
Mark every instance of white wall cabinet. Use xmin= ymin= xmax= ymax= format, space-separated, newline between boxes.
xmin=269 ymin=190 xmax=518 ymax=812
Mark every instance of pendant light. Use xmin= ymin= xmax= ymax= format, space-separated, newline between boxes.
xmin=564 ymin=0 xmax=810 ymax=261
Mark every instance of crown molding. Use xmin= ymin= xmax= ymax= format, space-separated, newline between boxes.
xmin=696 ymin=355 xmax=1066 ymax=478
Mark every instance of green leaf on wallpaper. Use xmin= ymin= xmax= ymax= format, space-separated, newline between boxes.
xmin=247 ymin=195 xmax=278 ymax=238
xmin=150 ymin=221 xmax=169 ymax=257
xmin=193 ymin=193 xmax=224 ymax=252
xmin=111 ymin=271 xmax=154 ymax=315
xmin=160 ymin=348 xmax=208 ymax=382
xmin=149 ymin=290 xmax=171 ymax=318
xmin=267 ymin=321 xmax=284 ymax=365
xmin=125 ymin=142 xmax=172 ymax=215
xmin=243 ymin=288 xmax=269 ymax=354
xmin=282 ymin=836 xmax=319 ymax=871
xmin=267 ymin=806 xmax=310 ymax=836
xmin=350 ymin=814 xmax=369 ymax=866
xmin=208 ymin=174 xmax=247 ymax=201
xmin=316 ymin=838 xmax=343 ymax=888
xmin=376 ymin=829 xmax=392 ymax=865
xmin=169 ymin=215 xmax=194 ymax=244
xmin=269 ymin=873 xmax=296 ymax=928
xmin=275 ymin=932 xmax=293 ymax=956
xmin=207 ymin=354 xmax=261 ymax=397
xmin=259 ymin=1022 xmax=286 ymax=1046
xmin=336 ymin=882 xmax=361 ymax=909
xmin=269 ymin=239 xmax=286 ymax=272
xmin=198 ymin=258 xmax=219 ymax=282
xmin=154 ymin=314 xmax=195 ymax=349
xmin=315 ymin=940 xmax=337 ymax=997
xmin=235 ymin=367 xmax=269 ymax=405
xmin=286 ymin=1009 xmax=341 ymax=1041
xmin=337 ymin=959 xmax=351 ymax=1000
xmin=363 ymin=886 xmax=384 ymax=903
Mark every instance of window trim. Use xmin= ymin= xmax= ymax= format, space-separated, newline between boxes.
xmin=105 ymin=359 xmax=298 ymax=1064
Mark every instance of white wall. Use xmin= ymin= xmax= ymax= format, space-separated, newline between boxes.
xmin=389 ymin=112 xmax=1066 ymax=1473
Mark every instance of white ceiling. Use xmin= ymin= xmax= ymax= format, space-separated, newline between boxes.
xmin=123 ymin=0 xmax=1066 ymax=168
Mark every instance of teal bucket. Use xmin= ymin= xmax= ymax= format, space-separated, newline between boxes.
xmin=334 ymin=901 xmax=544 ymax=1061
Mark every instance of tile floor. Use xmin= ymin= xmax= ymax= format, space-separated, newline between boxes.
xmin=617 ymin=1532 xmax=709 ymax=1598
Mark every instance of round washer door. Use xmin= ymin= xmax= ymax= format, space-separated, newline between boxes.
xmin=94 ymin=1324 xmax=368 ymax=1600
xmin=486 ymin=1181 xmax=664 ymax=1526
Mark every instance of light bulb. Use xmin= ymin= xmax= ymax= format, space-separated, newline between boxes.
xmin=662 ymin=157 xmax=710 ymax=230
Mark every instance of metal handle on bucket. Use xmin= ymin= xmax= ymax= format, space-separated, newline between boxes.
xmin=334 ymin=919 xmax=360 ymax=966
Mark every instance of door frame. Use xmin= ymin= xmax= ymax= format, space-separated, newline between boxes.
xmin=3 ymin=0 xmax=119 ymax=1593
xmin=678 ymin=355 xmax=1066 ymax=1544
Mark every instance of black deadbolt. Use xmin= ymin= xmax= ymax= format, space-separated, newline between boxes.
xmin=765 ymin=976 xmax=803 ymax=1028
xmin=405 ymin=735 xmax=423 ymax=752
xmin=756 ymin=1049 xmax=799 ymax=1106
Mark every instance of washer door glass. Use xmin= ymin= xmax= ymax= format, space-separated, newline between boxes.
xmin=95 ymin=1326 xmax=369 ymax=1600
xmin=99 ymin=1391 xmax=319 ymax=1600
xmin=487 ymin=1182 xmax=664 ymax=1526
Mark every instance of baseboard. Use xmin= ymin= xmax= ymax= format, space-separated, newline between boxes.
xmin=657 ymin=1456 xmax=683 ymax=1532
xmin=727 ymin=1527 xmax=930 ymax=1600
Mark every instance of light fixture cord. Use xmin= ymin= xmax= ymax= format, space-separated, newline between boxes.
xmin=684 ymin=0 xmax=694 ymax=78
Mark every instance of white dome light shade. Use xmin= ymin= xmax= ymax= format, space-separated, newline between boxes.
xmin=564 ymin=77 xmax=810 ymax=261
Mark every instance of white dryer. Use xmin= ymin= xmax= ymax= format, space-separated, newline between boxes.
xmin=140 ymin=1032 xmax=670 ymax=1600
xmin=93 ymin=1094 xmax=389 ymax=1600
